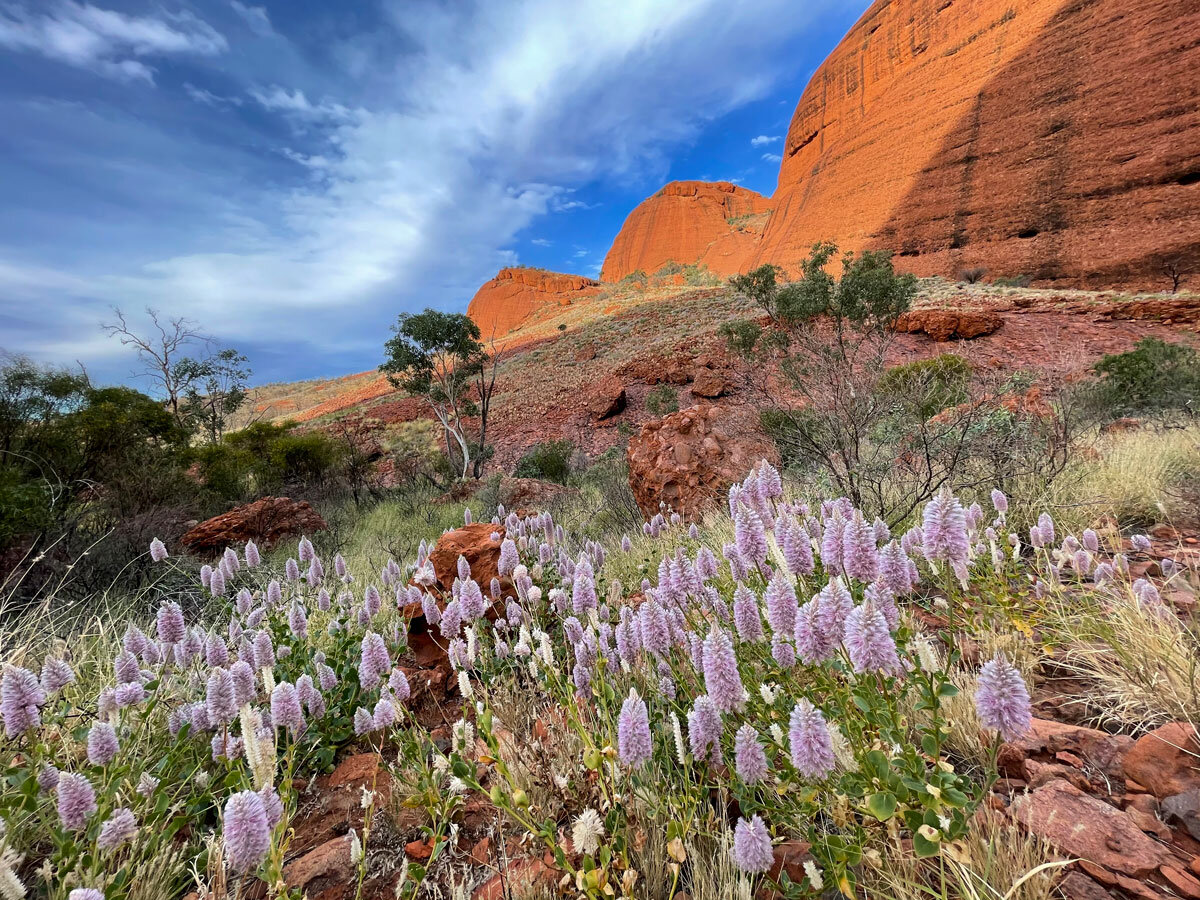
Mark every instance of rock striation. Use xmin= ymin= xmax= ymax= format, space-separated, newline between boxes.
xmin=600 ymin=181 xmax=772 ymax=283
xmin=467 ymin=267 xmax=600 ymax=338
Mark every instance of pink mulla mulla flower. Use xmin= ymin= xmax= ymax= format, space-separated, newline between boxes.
xmin=990 ymin=488 xmax=1009 ymax=515
xmin=420 ymin=593 xmax=441 ymax=627
xmin=200 ymin=565 xmax=213 ymax=590
xmin=149 ymin=538 xmax=168 ymax=562
xmin=873 ymin=517 xmax=891 ymax=544
xmin=206 ymin=631 xmax=229 ymax=668
xmin=460 ymin=579 xmax=487 ymax=621
xmin=70 ymin=891 xmax=104 ymax=900
xmin=223 ymin=790 xmax=271 ymax=874
xmin=922 ymin=488 xmax=970 ymax=569
xmin=820 ymin=513 xmax=845 ymax=575
xmin=815 ymin=578 xmax=853 ymax=645
xmin=439 ymin=600 xmax=463 ymax=640
xmin=864 ymin=582 xmax=900 ymax=630
xmin=572 ymin=567 xmax=598 ymax=617
xmin=265 ymin=580 xmax=282 ymax=607
xmin=763 ymin=571 xmax=798 ymax=638
xmin=284 ymin=558 xmax=300 ymax=582
xmin=620 ymin=534 xmax=633 ymax=553
xmin=614 ymin=610 xmax=637 ymax=664
xmin=114 ymin=682 xmax=146 ymax=709
xmin=456 ymin=555 xmax=471 ymax=581
xmin=41 ymin=657 xmax=74 ymax=695
xmin=97 ymin=807 xmax=137 ymax=851
xmin=900 ymin=524 xmax=923 ymax=558
xmin=1130 ymin=534 xmax=1152 ymax=553
xmin=732 ymin=584 xmax=765 ymax=643
xmin=252 ymin=631 xmax=275 ymax=672
xmin=317 ymin=663 xmax=337 ymax=694
xmin=316 ymin=588 xmax=331 ymax=612
xmin=364 ymin=584 xmax=383 ymax=619
xmin=731 ymin=815 xmax=774 ymax=874
xmin=617 ymin=690 xmax=652 ymax=769
xmin=771 ymin=635 xmax=796 ymax=668
xmin=734 ymin=506 xmax=769 ymax=568
xmin=488 ymin=577 xmax=502 ymax=601
xmin=86 ymin=721 xmax=119 ymax=766
xmin=1082 ymin=529 xmax=1100 ymax=553
xmin=257 ymin=786 xmax=283 ymax=830
xmin=843 ymin=602 xmax=904 ymax=676
xmin=270 ymin=682 xmax=305 ymax=735
xmin=688 ymin=695 xmax=723 ymax=766
xmin=57 ymin=772 xmax=97 ymax=831
xmin=307 ymin=556 xmax=324 ymax=585
xmin=695 ymin=546 xmax=719 ymax=581
xmin=723 ymin=543 xmax=750 ymax=582
xmin=206 ymin=667 xmax=238 ymax=725
xmin=288 ymin=603 xmax=308 ymax=640
xmin=3 ymin=665 xmax=45 ymax=737
xmin=1037 ymin=513 xmax=1056 ymax=548
xmin=122 ymin=624 xmax=148 ymax=658
xmin=687 ymin=632 xmax=704 ymax=673
xmin=389 ymin=668 xmax=411 ymax=703
xmin=974 ymin=654 xmax=1032 ymax=741
xmin=782 ymin=520 xmax=815 ymax=576
xmin=297 ymin=536 xmax=314 ymax=563
xmin=498 ymin=538 xmax=519 ymax=578
xmin=1072 ymin=549 xmax=1093 ymax=576
xmin=639 ymin=599 xmax=672 ymax=657
xmin=358 ymin=632 xmax=391 ymax=691
xmin=222 ymin=547 xmax=240 ymax=575
xmin=243 ymin=540 xmax=260 ymax=568
xmin=841 ymin=512 xmax=880 ymax=584
xmin=794 ymin=599 xmax=833 ymax=665
xmin=757 ymin=459 xmax=783 ymax=500
xmin=702 ymin=626 xmax=745 ymax=714
xmin=788 ymin=699 xmax=835 ymax=779
xmin=156 ymin=601 xmax=185 ymax=645
xmin=734 ymin=724 xmax=769 ymax=785
xmin=878 ymin=541 xmax=918 ymax=597
xmin=372 ymin=696 xmax=396 ymax=731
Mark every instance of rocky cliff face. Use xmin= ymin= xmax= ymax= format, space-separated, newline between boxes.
xmin=466 ymin=267 xmax=600 ymax=338
xmin=599 ymin=181 xmax=772 ymax=283
xmin=596 ymin=0 xmax=1199 ymax=290
xmin=756 ymin=0 xmax=1200 ymax=287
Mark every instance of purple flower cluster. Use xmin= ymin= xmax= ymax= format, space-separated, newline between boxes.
xmin=974 ymin=654 xmax=1032 ymax=741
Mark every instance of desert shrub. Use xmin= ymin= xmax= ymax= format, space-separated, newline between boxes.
xmin=514 ymin=440 xmax=574 ymax=484
xmin=878 ymin=354 xmax=972 ymax=418
xmin=957 ymin=267 xmax=987 ymax=284
xmin=645 ymin=384 xmax=679 ymax=416
xmin=621 ymin=270 xmax=647 ymax=284
xmin=682 ymin=263 xmax=719 ymax=286
xmin=655 ymin=260 xmax=684 ymax=277
xmin=1086 ymin=337 xmax=1200 ymax=419
xmin=993 ymin=274 xmax=1032 ymax=288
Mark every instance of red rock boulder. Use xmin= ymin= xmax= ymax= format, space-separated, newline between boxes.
xmin=893 ymin=309 xmax=1004 ymax=341
xmin=1122 ymin=722 xmax=1200 ymax=800
xmin=626 ymin=403 xmax=778 ymax=520
xmin=690 ymin=366 xmax=733 ymax=399
xmin=180 ymin=496 xmax=326 ymax=555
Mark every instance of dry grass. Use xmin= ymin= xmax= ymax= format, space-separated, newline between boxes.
xmin=864 ymin=808 xmax=1065 ymax=900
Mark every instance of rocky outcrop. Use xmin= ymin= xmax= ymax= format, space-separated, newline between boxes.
xmin=626 ymin=403 xmax=778 ymax=520
xmin=600 ymin=181 xmax=771 ymax=283
xmin=467 ymin=267 xmax=600 ymax=338
xmin=894 ymin=309 xmax=1003 ymax=341
xmin=180 ymin=497 xmax=326 ymax=555
xmin=591 ymin=0 xmax=1199 ymax=292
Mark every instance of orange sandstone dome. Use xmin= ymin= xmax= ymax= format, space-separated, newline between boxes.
xmin=599 ymin=181 xmax=772 ymax=283
xmin=466 ymin=267 xmax=600 ymax=338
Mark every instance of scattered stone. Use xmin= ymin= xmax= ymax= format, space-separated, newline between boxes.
xmin=1009 ymin=780 xmax=1170 ymax=878
xmin=1162 ymin=788 xmax=1200 ymax=840
xmin=1123 ymin=723 xmax=1200 ymax=799
xmin=893 ymin=309 xmax=1004 ymax=341
xmin=283 ymin=835 xmax=353 ymax=896
xmin=587 ymin=379 xmax=627 ymax=421
xmin=1162 ymin=865 xmax=1200 ymax=900
xmin=471 ymin=856 xmax=556 ymax=900
xmin=180 ymin=496 xmax=326 ymax=555
xmin=690 ymin=366 xmax=732 ymax=398
xmin=1059 ymin=871 xmax=1115 ymax=900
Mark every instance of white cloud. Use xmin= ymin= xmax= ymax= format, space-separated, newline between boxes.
xmin=184 ymin=82 xmax=242 ymax=106
xmin=248 ymin=85 xmax=356 ymax=121
xmin=531 ymin=238 xmax=552 ymax=247
xmin=573 ymin=249 xmax=588 ymax=258
xmin=230 ymin=1 xmax=272 ymax=36
xmin=750 ymin=134 xmax=780 ymax=146
xmin=761 ymin=152 xmax=782 ymax=162
xmin=0 ymin=2 xmax=227 ymax=83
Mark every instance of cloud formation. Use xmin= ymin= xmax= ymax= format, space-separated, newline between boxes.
xmin=750 ymin=134 xmax=780 ymax=146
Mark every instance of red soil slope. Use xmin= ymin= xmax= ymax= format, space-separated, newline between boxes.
xmin=599 ymin=181 xmax=772 ymax=282
xmin=467 ymin=267 xmax=601 ymax=339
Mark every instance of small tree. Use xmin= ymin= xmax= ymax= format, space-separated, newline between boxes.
xmin=180 ymin=348 xmax=251 ymax=443
xmin=379 ymin=310 xmax=498 ymax=480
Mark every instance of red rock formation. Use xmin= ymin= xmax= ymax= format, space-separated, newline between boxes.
xmin=600 ymin=181 xmax=771 ymax=282
xmin=594 ymin=0 xmax=1200 ymax=291
xmin=180 ymin=497 xmax=326 ymax=555
xmin=467 ymin=267 xmax=600 ymax=338
xmin=894 ymin=309 xmax=1003 ymax=341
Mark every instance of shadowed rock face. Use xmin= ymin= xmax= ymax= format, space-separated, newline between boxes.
xmin=466 ymin=267 xmax=600 ymax=338
xmin=600 ymin=181 xmax=772 ymax=283
xmin=599 ymin=0 xmax=1200 ymax=290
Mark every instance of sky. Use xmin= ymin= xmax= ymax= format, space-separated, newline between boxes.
xmin=0 ymin=0 xmax=865 ymax=388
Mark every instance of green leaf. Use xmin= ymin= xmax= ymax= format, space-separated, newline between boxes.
xmin=913 ymin=832 xmax=941 ymax=858
xmin=865 ymin=792 xmax=897 ymax=821
xmin=921 ymin=733 xmax=938 ymax=756
xmin=937 ymin=682 xmax=960 ymax=698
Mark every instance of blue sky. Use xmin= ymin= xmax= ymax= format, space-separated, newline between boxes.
xmin=0 ymin=0 xmax=864 ymax=387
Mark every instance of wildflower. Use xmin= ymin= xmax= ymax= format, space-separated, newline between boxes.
xmin=57 ymin=773 xmax=97 ymax=831
xmin=734 ymin=724 xmax=768 ymax=784
xmin=288 ymin=602 xmax=308 ymax=640
xmin=0 ymin=847 xmax=23 ymax=900
xmin=353 ymin=707 xmax=374 ymax=735
xmin=252 ymin=631 xmax=275 ymax=672
xmin=259 ymin=786 xmax=283 ymax=829
xmin=878 ymin=541 xmax=918 ymax=596
xmin=39 ymin=658 xmax=74 ymax=695
xmin=149 ymin=537 xmax=168 ymax=562
xmin=788 ymin=700 xmax=835 ymax=779
xmin=223 ymin=790 xmax=271 ymax=874
xmin=771 ymin=635 xmax=796 ymax=669
xmin=97 ymin=807 xmax=137 ymax=851
xmin=206 ymin=667 xmax=239 ymax=725
xmin=730 ymin=815 xmax=774 ymax=874
xmin=69 ymin=892 xmax=103 ymax=900
xmin=114 ymin=682 xmax=146 ymax=708
xmin=688 ymin=695 xmax=723 ymax=765
xmin=388 ymin=668 xmax=410 ymax=703
xmin=1037 ymin=513 xmax=1055 ymax=548
xmin=86 ymin=722 xmax=119 ymax=766
xmin=702 ymin=625 xmax=745 ymax=713
xmin=843 ymin=602 xmax=903 ymax=676
xmin=358 ymin=632 xmax=391 ymax=691
xmin=732 ymin=584 xmax=764 ymax=642
xmin=735 ymin=506 xmax=768 ymax=567
xmin=974 ymin=654 xmax=1032 ymax=741
xmin=270 ymin=682 xmax=305 ymax=736
xmin=764 ymin=571 xmax=797 ymax=637
xmin=820 ymin=513 xmax=844 ymax=574
xmin=137 ymin=773 xmax=159 ymax=796
xmin=1130 ymin=534 xmax=1152 ymax=552
xmin=803 ymin=859 xmax=825 ymax=890
xmin=571 ymin=563 xmax=598 ymax=615
xmin=639 ymin=599 xmax=671 ymax=656
xmin=210 ymin=567 xmax=226 ymax=597
xmin=1082 ymin=529 xmax=1100 ymax=553
xmin=780 ymin=520 xmax=814 ymax=575
xmin=373 ymin=697 xmax=396 ymax=731
xmin=460 ymin=579 xmax=486 ymax=621
xmin=156 ymin=601 xmax=185 ymax=645
xmin=922 ymin=489 xmax=970 ymax=576
xmin=38 ymin=764 xmax=59 ymax=793
xmin=572 ymin=808 xmax=605 ymax=857
xmin=990 ymin=489 xmax=1008 ymax=515
xmin=794 ymin=599 xmax=833 ymax=665
xmin=815 ymin=578 xmax=853 ymax=645
xmin=842 ymin=512 xmax=880 ymax=583
xmin=617 ymin=690 xmax=652 ymax=769
xmin=2 ymin=666 xmax=45 ymax=737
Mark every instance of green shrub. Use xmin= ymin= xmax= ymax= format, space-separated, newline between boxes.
xmin=1088 ymin=338 xmax=1200 ymax=418
xmin=993 ymin=275 xmax=1032 ymax=288
xmin=879 ymin=354 xmax=972 ymax=418
xmin=655 ymin=260 xmax=684 ymax=277
xmin=514 ymin=440 xmax=574 ymax=483
xmin=645 ymin=384 xmax=679 ymax=416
